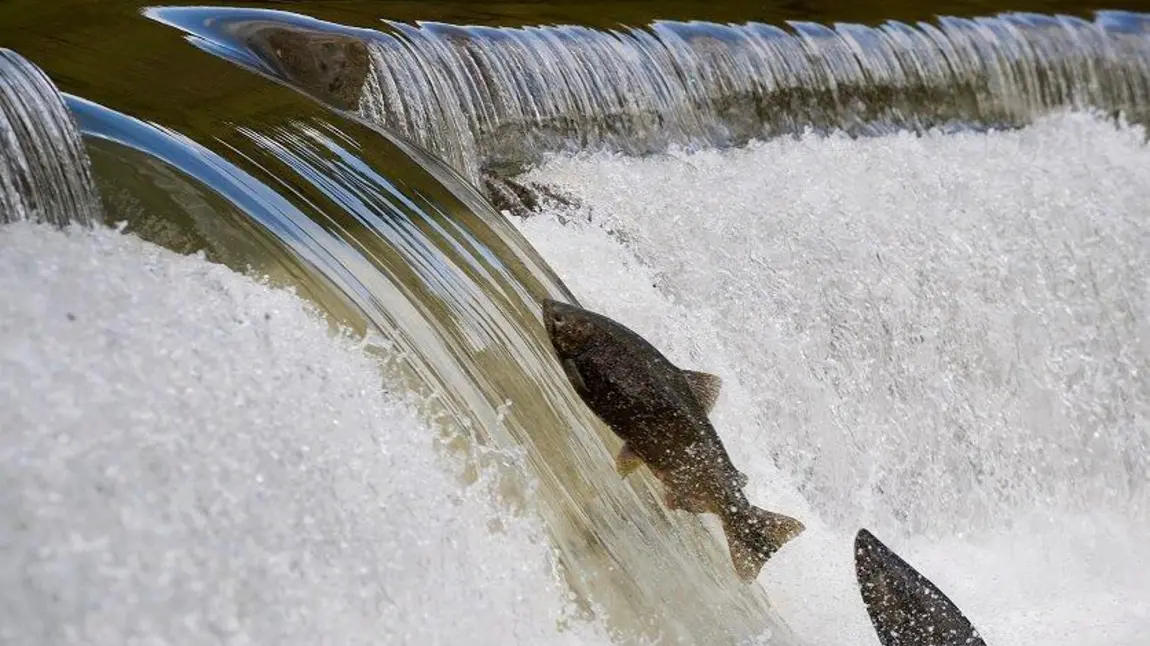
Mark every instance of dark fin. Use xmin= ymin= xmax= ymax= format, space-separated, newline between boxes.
xmin=722 ymin=506 xmax=805 ymax=583
xmin=854 ymin=529 xmax=986 ymax=646
xmin=682 ymin=370 xmax=722 ymax=414
xmin=616 ymin=442 xmax=643 ymax=478
xmin=562 ymin=358 xmax=587 ymax=394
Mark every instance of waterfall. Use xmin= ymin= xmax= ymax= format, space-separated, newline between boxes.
xmin=0 ymin=49 xmax=101 ymax=227
xmin=358 ymin=12 xmax=1150 ymax=184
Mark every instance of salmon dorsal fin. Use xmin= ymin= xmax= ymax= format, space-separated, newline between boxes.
xmin=682 ymin=370 xmax=722 ymax=414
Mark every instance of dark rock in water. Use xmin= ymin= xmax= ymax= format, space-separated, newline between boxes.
xmin=482 ymin=174 xmax=583 ymax=219
xmin=246 ymin=27 xmax=370 ymax=111
xmin=855 ymin=528 xmax=987 ymax=646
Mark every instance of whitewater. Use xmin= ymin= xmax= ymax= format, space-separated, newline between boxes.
xmin=2 ymin=111 xmax=1147 ymax=645
xmin=0 ymin=222 xmax=615 ymax=645
xmin=516 ymin=112 xmax=1150 ymax=645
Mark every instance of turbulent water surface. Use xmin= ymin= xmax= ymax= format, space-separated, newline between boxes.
xmin=1 ymin=1 xmax=1149 ymax=645
xmin=516 ymin=111 xmax=1150 ymax=644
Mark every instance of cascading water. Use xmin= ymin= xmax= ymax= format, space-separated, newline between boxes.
xmin=125 ymin=7 xmax=812 ymax=643
xmin=0 ymin=38 xmax=617 ymax=646
xmin=0 ymin=49 xmax=101 ymax=227
xmin=357 ymin=11 xmax=1150 ymax=187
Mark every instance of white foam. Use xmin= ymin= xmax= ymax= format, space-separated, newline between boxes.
xmin=517 ymin=112 xmax=1150 ymax=645
xmin=0 ymin=222 xmax=613 ymax=646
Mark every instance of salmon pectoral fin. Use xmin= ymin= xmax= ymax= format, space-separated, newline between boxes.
xmin=615 ymin=442 xmax=644 ymax=478
xmin=722 ymin=506 xmax=806 ymax=583
xmin=562 ymin=358 xmax=588 ymax=395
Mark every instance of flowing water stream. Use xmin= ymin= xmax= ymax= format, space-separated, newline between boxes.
xmin=1 ymin=2 xmax=1148 ymax=645
xmin=0 ymin=50 xmax=101 ymax=227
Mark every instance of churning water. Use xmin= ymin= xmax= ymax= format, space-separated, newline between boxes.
xmin=0 ymin=221 xmax=614 ymax=646
xmin=515 ymin=111 xmax=1150 ymax=644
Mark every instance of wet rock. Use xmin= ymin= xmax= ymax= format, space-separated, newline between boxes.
xmin=246 ymin=28 xmax=370 ymax=110
xmin=482 ymin=174 xmax=583 ymax=219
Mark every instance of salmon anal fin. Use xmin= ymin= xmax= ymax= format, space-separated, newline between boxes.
xmin=682 ymin=369 xmax=722 ymax=414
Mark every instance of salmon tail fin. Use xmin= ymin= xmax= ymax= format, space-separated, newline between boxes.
xmin=722 ymin=506 xmax=806 ymax=583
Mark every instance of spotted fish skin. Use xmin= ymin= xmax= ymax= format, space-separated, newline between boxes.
xmin=855 ymin=529 xmax=987 ymax=646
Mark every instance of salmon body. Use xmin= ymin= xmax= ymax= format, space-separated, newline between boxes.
xmin=541 ymin=298 xmax=804 ymax=582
